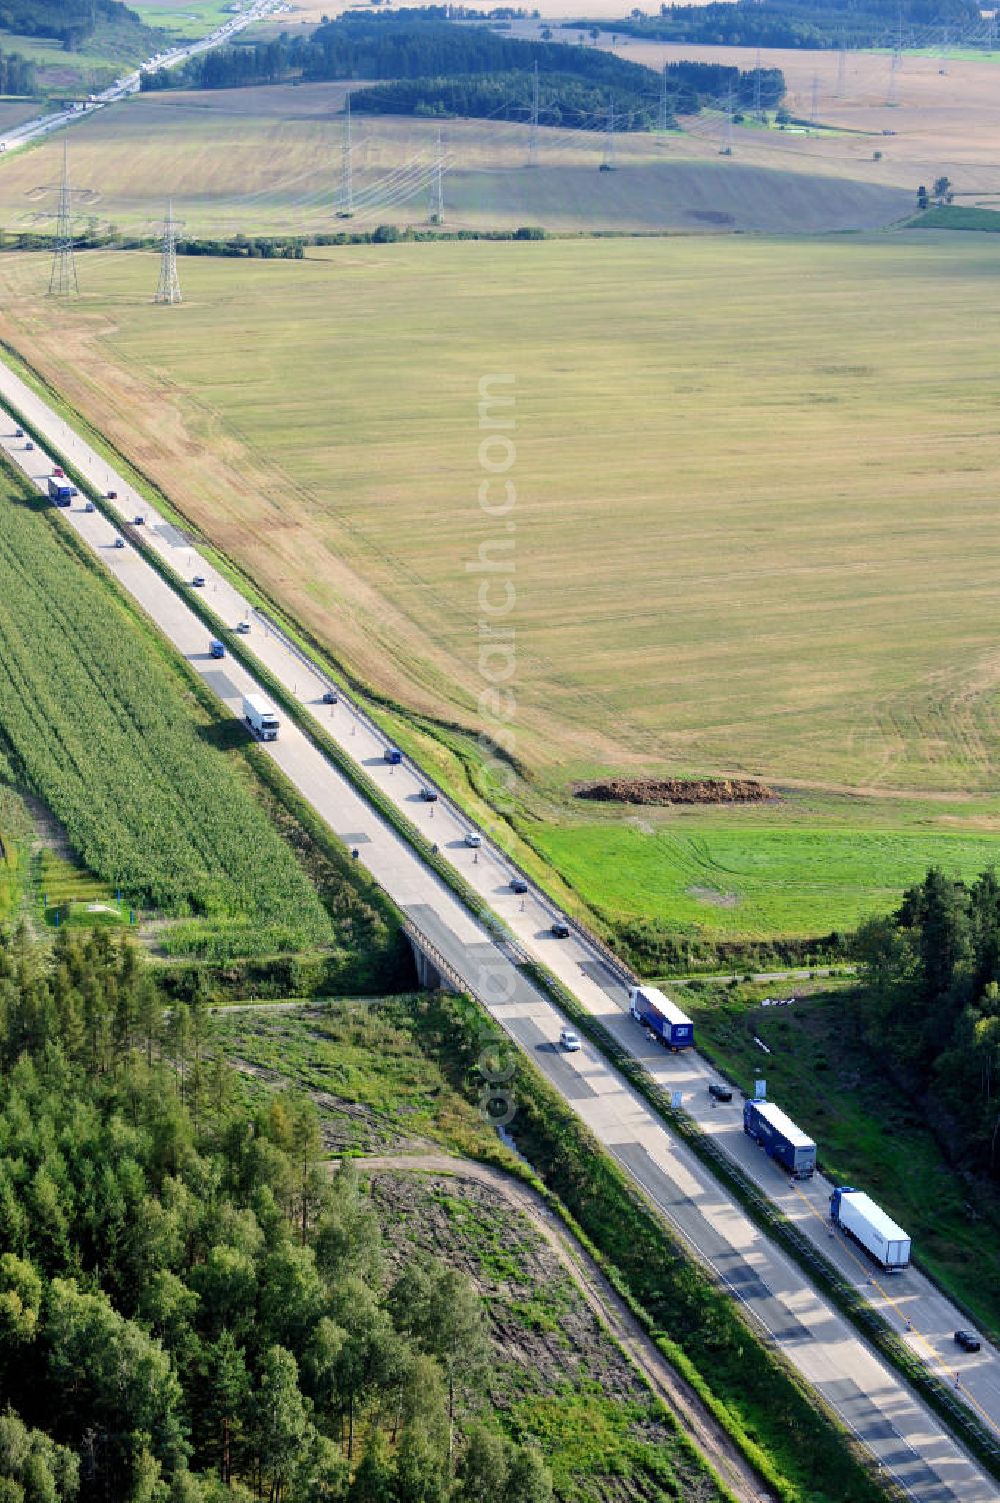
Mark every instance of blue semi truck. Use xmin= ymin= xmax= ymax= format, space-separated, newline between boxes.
xmin=628 ymin=985 xmax=694 ymax=1050
xmin=743 ymin=1098 xmax=816 ymax=1178
xmin=47 ymin=474 xmax=76 ymax=506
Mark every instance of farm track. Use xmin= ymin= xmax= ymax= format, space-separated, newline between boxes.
xmin=353 ymin=1152 xmax=768 ymax=1503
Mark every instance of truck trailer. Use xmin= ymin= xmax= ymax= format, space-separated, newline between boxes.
xmin=242 ymin=694 xmax=280 ymax=742
xmin=628 ymin=985 xmax=694 ymax=1050
xmin=47 ymin=475 xmax=76 ymax=506
xmin=830 ymin=1187 xmax=910 ymax=1271
xmin=743 ymin=1098 xmax=816 ymax=1178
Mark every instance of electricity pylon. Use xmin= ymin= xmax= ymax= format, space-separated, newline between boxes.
xmin=527 ymin=61 xmax=540 ymax=165
xmin=153 ymin=199 xmax=183 ymax=305
xmin=48 ymin=139 xmax=79 ymax=297
xmin=429 ymin=129 xmax=444 ymax=222
xmin=719 ymin=87 xmax=734 ymax=155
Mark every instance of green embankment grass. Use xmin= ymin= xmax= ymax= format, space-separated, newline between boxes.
xmin=907 ymin=205 xmax=1000 ymax=231
xmin=0 ymin=784 xmax=31 ymax=921
xmin=35 ymin=849 xmax=126 ymax=928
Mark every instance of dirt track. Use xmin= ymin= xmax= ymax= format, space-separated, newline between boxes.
xmin=353 ymin=1152 xmax=773 ymax=1503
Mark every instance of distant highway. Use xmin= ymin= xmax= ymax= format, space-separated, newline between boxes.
xmin=0 ymin=0 xmax=285 ymax=158
xmin=0 ymin=361 xmax=998 ymax=1501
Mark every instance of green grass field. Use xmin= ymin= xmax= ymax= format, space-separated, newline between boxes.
xmin=0 ymin=14 xmax=163 ymax=91
xmin=5 ymin=231 xmax=1000 ymax=941
xmin=35 ymin=849 xmax=127 ymax=928
xmin=531 ymin=793 xmax=1000 ymax=940
xmin=130 ymin=0 xmax=234 ymax=40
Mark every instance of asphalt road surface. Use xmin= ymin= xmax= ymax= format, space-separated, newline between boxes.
xmin=1 ymin=362 xmax=998 ymax=1500
xmin=0 ymin=0 xmax=284 ymax=158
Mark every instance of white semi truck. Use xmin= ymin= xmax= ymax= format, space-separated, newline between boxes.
xmin=243 ymin=693 xmax=280 ymax=742
xmin=830 ymin=1188 xmax=910 ymax=1271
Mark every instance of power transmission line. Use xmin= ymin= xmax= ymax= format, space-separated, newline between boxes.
xmin=887 ymin=0 xmax=903 ymax=103
xmin=601 ymin=93 xmax=616 ymax=169
xmin=887 ymin=47 xmax=900 ymax=105
xmin=153 ymin=199 xmax=183 ymax=305
xmin=429 ymin=127 xmax=444 ymax=222
xmin=527 ymin=60 xmax=540 ymax=165
xmin=48 ymin=139 xmax=79 ymax=298
xmin=340 ymin=90 xmax=354 ymax=214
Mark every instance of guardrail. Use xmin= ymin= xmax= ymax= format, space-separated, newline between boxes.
xmin=11 ymin=396 xmax=1000 ymax=1487
xmin=253 ymin=606 xmax=637 ymax=985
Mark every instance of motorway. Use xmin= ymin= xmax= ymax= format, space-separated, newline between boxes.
xmin=1 ymin=360 xmax=998 ymax=1501
xmin=0 ymin=0 xmax=285 ymax=158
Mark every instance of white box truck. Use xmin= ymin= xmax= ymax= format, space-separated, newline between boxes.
xmin=243 ymin=693 xmax=280 ymax=742
xmin=830 ymin=1188 xmax=910 ymax=1271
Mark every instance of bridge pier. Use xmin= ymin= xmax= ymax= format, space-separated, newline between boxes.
xmin=408 ymin=935 xmax=454 ymax=993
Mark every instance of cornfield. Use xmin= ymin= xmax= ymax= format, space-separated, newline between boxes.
xmin=0 ymin=488 xmax=334 ymax=959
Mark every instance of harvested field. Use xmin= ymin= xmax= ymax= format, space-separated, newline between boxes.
xmin=0 ymin=81 xmax=911 ymax=238
xmin=584 ymin=34 xmax=1000 ymax=206
xmin=8 ymin=229 xmax=1000 ymax=937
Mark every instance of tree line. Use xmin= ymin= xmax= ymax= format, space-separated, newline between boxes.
xmin=602 ymin=0 xmax=979 ymax=51
xmin=141 ymin=13 xmax=783 ymax=127
xmin=856 ymin=865 xmax=1000 ymax=1177
xmin=351 ymin=72 xmax=657 ymax=130
xmin=0 ymin=923 xmax=553 ymax=1503
xmin=0 ymin=0 xmax=146 ymax=51
xmin=0 ymin=45 xmax=33 ymax=94
xmin=143 ymin=15 xmax=666 ymax=92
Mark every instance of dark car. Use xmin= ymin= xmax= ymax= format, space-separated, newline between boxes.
xmin=107 ymin=489 xmax=117 ymax=500
xmin=708 ymin=1082 xmax=733 ymax=1103
xmin=132 ymin=514 xmax=144 ymax=526
xmin=954 ymin=1330 xmax=981 ymax=1353
xmin=384 ymin=747 xmax=403 ymax=765
xmin=13 ymin=427 xmax=22 ymax=438
xmin=420 ymin=787 xmax=438 ymax=802
xmin=550 ymin=917 xmax=570 ymax=939
xmin=510 ymin=876 xmax=528 ymax=894
xmin=191 ymin=574 xmax=206 ymax=588
xmin=322 ymin=688 xmax=338 ymax=704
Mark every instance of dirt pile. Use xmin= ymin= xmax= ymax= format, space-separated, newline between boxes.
xmin=573 ymin=777 xmax=775 ymax=806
